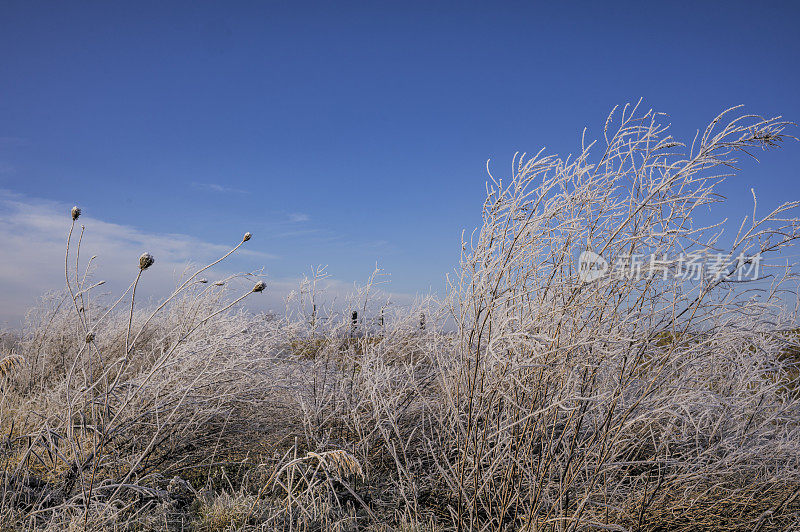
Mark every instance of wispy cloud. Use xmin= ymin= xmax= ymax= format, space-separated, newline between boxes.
xmin=0 ymin=162 xmax=15 ymax=175
xmin=0 ymin=191 xmax=277 ymax=326
xmin=191 ymin=182 xmax=247 ymax=194
xmin=0 ymin=191 xmax=417 ymax=327
xmin=288 ymin=212 xmax=310 ymax=223
xmin=0 ymin=136 xmax=28 ymax=146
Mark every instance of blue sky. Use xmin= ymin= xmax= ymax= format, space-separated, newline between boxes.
xmin=1 ymin=1 xmax=799 ymax=323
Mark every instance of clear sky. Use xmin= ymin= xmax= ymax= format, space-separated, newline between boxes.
xmin=1 ymin=1 xmax=799 ymax=324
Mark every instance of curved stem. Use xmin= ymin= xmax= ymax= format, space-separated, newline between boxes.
xmin=125 ymin=270 xmax=143 ymax=356
xmin=128 ymin=237 xmax=248 ymax=352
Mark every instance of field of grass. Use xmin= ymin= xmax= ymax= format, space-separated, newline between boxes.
xmin=2 ymin=104 xmax=800 ymax=531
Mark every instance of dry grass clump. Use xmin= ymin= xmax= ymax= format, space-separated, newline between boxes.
xmin=0 ymin=225 xmax=285 ymax=530
xmin=0 ymin=354 xmax=24 ymax=379
xmin=2 ymin=102 xmax=800 ymax=531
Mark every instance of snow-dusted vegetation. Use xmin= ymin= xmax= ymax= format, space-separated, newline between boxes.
xmin=2 ymin=104 xmax=799 ymax=530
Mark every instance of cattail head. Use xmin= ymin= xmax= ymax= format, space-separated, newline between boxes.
xmin=139 ymin=252 xmax=155 ymax=270
xmin=252 ymin=280 xmax=266 ymax=293
xmin=85 ymin=332 xmax=95 ymax=343
xmin=71 ymin=206 xmax=81 ymax=221
xmin=243 ymin=232 xmax=252 ymax=242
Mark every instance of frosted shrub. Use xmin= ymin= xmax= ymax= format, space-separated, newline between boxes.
xmin=2 ymin=103 xmax=799 ymax=531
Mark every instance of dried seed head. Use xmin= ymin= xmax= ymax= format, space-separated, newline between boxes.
xmin=751 ymin=128 xmax=781 ymax=148
xmin=0 ymin=354 xmax=25 ymax=378
xmin=71 ymin=206 xmax=81 ymax=220
xmin=243 ymin=232 xmax=252 ymax=242
xmin=306 ymin=450 xmax=364 ymax=480
xmin=213 ymin=281 xmax=225 ymax=286
xmin=198 ymin=279 xmax=209 ymax=284
xmin=139 ymin=252 xmax=155 ymax=270
xmin=252 ymin=280 xmax=266 ymax=293
xmin=85 ymin=332 xmax=95 ymax=343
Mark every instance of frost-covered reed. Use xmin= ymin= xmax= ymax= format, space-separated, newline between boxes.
xmin=1 ymin=103 xmax=799 ymax=531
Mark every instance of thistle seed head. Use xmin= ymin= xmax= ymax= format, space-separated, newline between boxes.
xmin=71 ymin=206 xmax=81 ymax=220
xmin=139 ymin=252 xmax=155 ymax=270
xmin=243 ymin=232 xmax=252 ymax=242
xmin=252 ymin=280 xmax=266 ymax=293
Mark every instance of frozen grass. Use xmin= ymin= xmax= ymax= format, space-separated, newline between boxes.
xmin=1 ymin=103 xmax=800 ymax=531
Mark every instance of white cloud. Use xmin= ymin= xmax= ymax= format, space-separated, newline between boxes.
xmin=0 ymin=191 xmax=277 ymax=326
xmin=0 ymin=191 xmax=417 ymax=328
xmin=191 ymin=182 xmax=247 ymax=194
xmin=288 ymin=212 xmax=310 ymax=223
